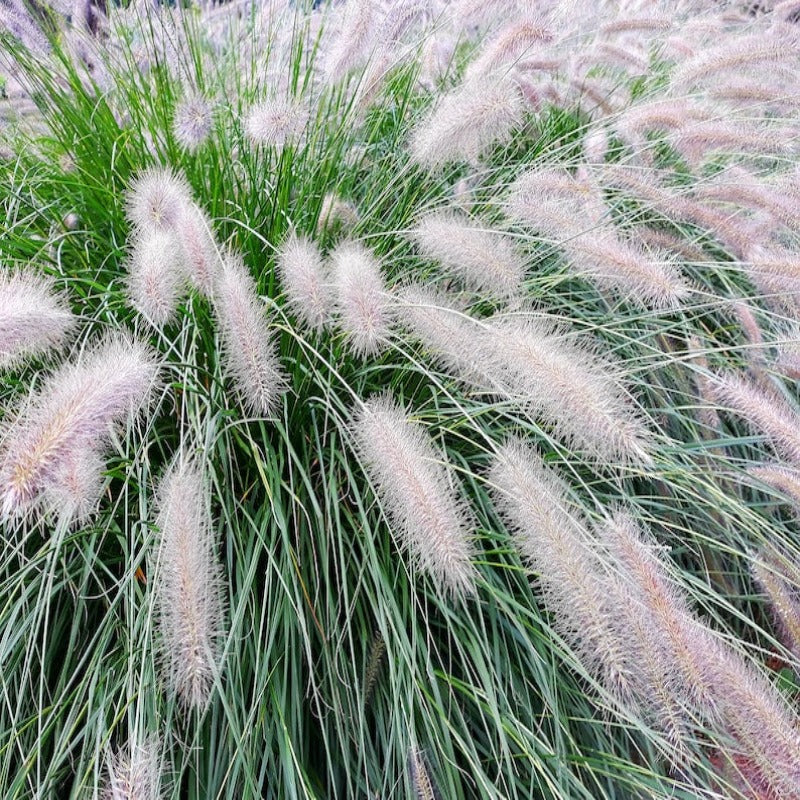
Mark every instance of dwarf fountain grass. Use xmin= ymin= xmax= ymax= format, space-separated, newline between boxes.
xmin=3 ymin=0 xmax=800 ymax=798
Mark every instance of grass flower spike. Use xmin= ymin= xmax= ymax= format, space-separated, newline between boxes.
xmin=354 ymin=395 xmax=476 ymax=596
xmin=213 ymin=253 xmax=287 ymax=416
xmin=0 ymin=335 xmax=157 ymax=517
xmin=0 ymin=269 xmax=75 ymax=369
xmin=331 ymin=241 xmax=392 ymax=357
xmin=153 ymin=456 xmax=224 ymax=710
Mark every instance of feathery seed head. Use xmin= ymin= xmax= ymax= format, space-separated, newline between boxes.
xmin=102 ymin=736 xmax=162 ymax=800
xmin=317 ymin=193 xmax=360 ymax=235
xmin=410 ymin=210 xmax=525 ymax=300
xmin=487 ymin=316 xmax=653 ymax=463
xmin=330 ymin=241 xmax=392 ymax=357
xmin=489 ymin=438 xmax=632 ymax=697
xmin=0 ymin=335 xmax=158 ymax=518
xmin=173 ymin=94 xmax=214 ymax=153
xmin=126 ymin=229 xmax=186 ymax=327
xmin=126 ymin=167 xmax=193 ymax=232
xmin=244 ymin=97 xmax=309 ymax=149
xmin=213 ymin=253 xmax=287 ymax=416
xmin=354 ymin=394 xmax=476 ymax=596
xmin=277 ymin=232 xmax=330 ymax=332
xmin=154 ymin=456 xmax=224 ymax=710
xmin=0 ymin=269 xmax=76 ymax=370
xmin=710 ymin=370 xmax=800 ymax=465
xmin=42 ymin=445 xmax=104 ymax=524
xmin=410 ymin=75 xmax=523 ymax=168
xmin=173 ymin=202 xmax=220 ymax=297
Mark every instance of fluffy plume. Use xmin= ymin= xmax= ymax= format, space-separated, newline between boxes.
xmin=508 ymin=168 xmax=689 ymax=307
xmin=751 ymin=548 xmax=800 ymax=664
xmin=598 ymin=513 xmax=717 ymax=713
xmin=0 ymin=269 xmax=75 ymax=369
xmin=173 ymin=94 xmax=214 ymax=153
xmin=507 ymin=166 xmax=607 ymax=236
xmin=321 ymin=0 xmax=379 ymax=82
xmin=600 ymin=511 xmax=800 ymax=784
xmin=317 ymin=193 xmax=360 ymax=234
xmin=399 ymin=287 xmax=651 ymax=463
xmin=695 ymin=166 xmax=800 ymax=234
xmin=174 ymin=202 xmax=219 ymax=296
xmin=125 ymin=167 xmax=193 ymax=232
xmin=354 ymin=395 xmax=476 ymax=595
xmin=126 ymin=229 xmax=186 ymax=327
xmin=0 ymin=335 xmax=157 ymax=517
xmin=486 ymin=316 xmax=652 ymax=463
xmin=668 ymin=120 xmax=790 ymax=166
xmin=102 ymin=736 xmax=162 ymax=800
xmin=672 ymin=31 xmax=794 ymax=88
xmin=409 ymin=210 xmax=525 ymax=299
xmin=706 ymin=635 xmax=800 ymax=797
xmin=745 ymin=245 xmax=800 ymax=314
xmin=489 ymin=439 xmax=632 ymax=697
xmin=330 ymin=241 xmax=392 ymax=356
xmin=244 ymin=97 xmax=309 ymax=149
xmin=710 ymin=371 xmax=800 ymax=465
xmin=42 ymin=446 xmax=104 ymax=524
xmin=464 ymin=15 xmax=552 ymax=81
xmin=600 ymin=165 xmax=753 ymax=259
xmin=213 ymin=254 xmax=287 ymax=416
xmin=750 ymin=463 xmax=800 ymax=508
xmin=154 ymin=457 xmax=224 ymax=710
xmin=277 ymin=232 xmax=330 ymax=332
xmin=410 ymin=76 xmax=523 ymax=168
xmin=775 ymin=327 xmax=800 ymax=379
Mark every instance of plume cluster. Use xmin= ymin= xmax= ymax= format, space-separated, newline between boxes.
xmin=0 ymin=335 xmax=157 ymax=519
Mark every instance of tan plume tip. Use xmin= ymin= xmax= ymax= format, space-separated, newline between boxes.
xmin=330 ymin=241 xmax=392 ymax=357
xmin=244 ymin=97 xmax=309 ymax=149
xmin=102 ymin=736 xmax=162 ymax=800
xmin=710 ymin=371 xmax=800 ymax=465
xmin=154 ymin=456 xmax=225 ymax=711
xmin=125 ymin=167 xmax=193 ymax=232
xmin=409 ymin=210 xmax=525 ymax=299
xmin=213 ymin=254 xmax=287 ymax=416
xmin=0 ymin=269 xmax=76 ymax=370
xmin=0 ymin=335 xmax=159 ymax=517
xmin=489 ymin=439 xmax=632 ymax=698
xmin=354 ymin=394 xmax=476 ymax=596
xmin=277 ymin=232 xmax=331 ymax=332
xmin=126 ymin=229 xmax=186 ymax=327
xmin=410 ymin=75 xmax=523 ymax=168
